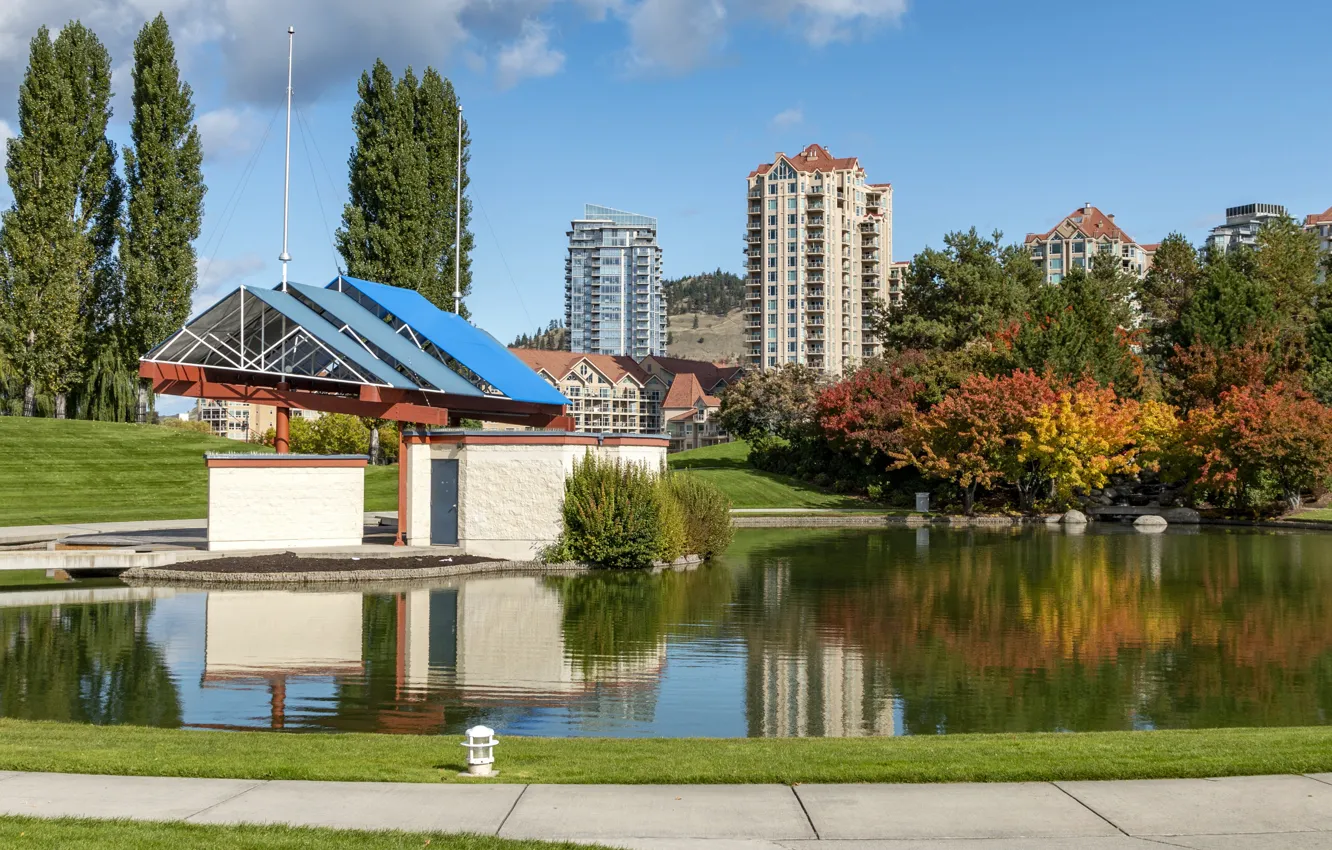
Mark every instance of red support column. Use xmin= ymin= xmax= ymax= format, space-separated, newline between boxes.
xmin=274 ymin=406 xmax=291 ymax=454
xmin=394 ymin=426 xmax=409 ymax=546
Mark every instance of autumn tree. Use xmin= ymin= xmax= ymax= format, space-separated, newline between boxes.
xmin=815 ymin=365 xmax=922 ymax=466
xmin=1017 ymin=379 xmax=1142 ymax=508
xmin=1181 ymin=382 xmax=1332 ymax=513
xmin=896 ymin=370 xmax=1058 ymax=512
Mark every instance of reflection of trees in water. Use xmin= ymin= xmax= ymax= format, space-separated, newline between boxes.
xmin=546 ymin=566 xmax=735 ymax=678
xmin=0 ymin=602 xmax=181 ymax=727
xmin=733 ymin=528 xmax=1332 ymax=735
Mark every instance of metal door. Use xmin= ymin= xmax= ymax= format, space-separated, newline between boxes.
xmin=430 ymin=459 xmax=459 ymax=545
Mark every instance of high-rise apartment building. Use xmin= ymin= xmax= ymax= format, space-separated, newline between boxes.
xmin=745 ymin=144 xmax=893 ymax=375
xmin=565 ymin=204 xmax=665 ymax=358
xmin=1025 ymin=204 xmax=1157 ymax=283
xmin=1207 ymin=203 xmax=1287 ymax=254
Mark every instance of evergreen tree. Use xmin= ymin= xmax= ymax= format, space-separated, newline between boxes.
xmin=337 ymin=61 xmax=471 ymax=313
xmin=0 ymin=23 xmax=119 ymax=418
xmin=1178 ymin=252 xmax=1278 ymax=351
xmin=120 ymin=13 xmax=205 ymax=422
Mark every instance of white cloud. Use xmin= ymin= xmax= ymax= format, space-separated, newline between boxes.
xmin=0 ymin=119 xmax=14 ymax=140
xmin=495 ymin=20 xmax=565 ymax=89
xmin=770 ymin=107 xmax=802 ymax=129
xmin=193 ymin=252 xmax=267 ymax=313
xmin=770 ymin=0 xmax=909 ymax=46
xmin=625 ymin=0 xmax=727 ymax=73
xmin=195 ymin=107 xmax=265 ymax=162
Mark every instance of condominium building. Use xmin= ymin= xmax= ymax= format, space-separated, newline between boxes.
xmin=745 ymin=144 xmax=893 ymax=376
xmin=511 ymin=350 xmax=669 ymax=434
xmin=1025 ymin=204 xmax=1157 ymax=283
xmin=1207 ymin=203 xmax=1287 ymax=254
xmin=1306 ymin=205 xmax=1332 ymax=254
xmin=190 ymin=400 xmax=320 ymax=442
xmin=565 ymin=204 xmax=666 ymax=358
xmin=886 ymin=261 xmax=909 ymax=309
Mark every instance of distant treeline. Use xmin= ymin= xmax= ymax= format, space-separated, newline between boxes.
xmin=664 ymin=269 xmax=745 ymax=316
xmin=512 ymin=320 xmax=568 ymax=350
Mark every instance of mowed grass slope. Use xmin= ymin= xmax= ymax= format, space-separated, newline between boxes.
xmin=668 ymin=441 xmax=863 ymax=509
xmin=0 ymin=417 xmax=398 ymax=527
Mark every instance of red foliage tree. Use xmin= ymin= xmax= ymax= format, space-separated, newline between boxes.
xmin=896 ymin=369 xmax=1058 ymax=513
xmin=1182 ymin=381 xmax=1332 ymax=513
xmin=816 ymin=366 xmax=924 ymax=464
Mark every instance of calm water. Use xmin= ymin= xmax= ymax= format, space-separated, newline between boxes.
xmin=3 ymin=526 xmax=1332 ymax=737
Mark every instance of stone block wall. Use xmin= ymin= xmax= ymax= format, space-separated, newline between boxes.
xmin=206 ymin=455 xmax=367 ymax=551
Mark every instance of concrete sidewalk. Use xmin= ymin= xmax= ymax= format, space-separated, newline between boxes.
xmin=1 ymin=772 xmax=1332 ymax=848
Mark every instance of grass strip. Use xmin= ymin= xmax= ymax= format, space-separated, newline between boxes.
xmin=0 ymin=816 xmax=609 ymax=850
xmin=2 ymin=720 xmax=1332 ymax=785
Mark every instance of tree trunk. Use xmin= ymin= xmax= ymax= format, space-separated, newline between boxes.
xmin=369 ymin=427 xmax=380 ymax=465
xmin=22 ymin=383 xmax=35 ymax=417
xmin=1287 ymin=491 xmax=1303 ymax=513
xmin=136 ymin=381 xmax=149 ymax=425
xmin=963 ymin=484 xmax=976 ymax=516
xmin=54 ymin=393 xmax=67 ymax=420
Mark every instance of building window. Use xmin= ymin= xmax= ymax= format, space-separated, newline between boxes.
xmin=767 ymin=200 xmax=777 ymax=210
xmin=1050 ymin=273 xmax=1063 ymax=284
xmin=1073 ymin=258 xmax=1085 ymax=269
xmin=788 ymin=342 xmax=797 ymax=352
xmin=1049 ymin=258 xmax=1063 ymax=271
xmin=787 ymin=285 xmax=797 ymax=295
xmin=787 ymin=328 xmax=797 ymax=338
xmin=788 ymin=242 xmax=797 ymax=253
xmin=787 ymin=227 xmax=798 ymax=238
xmin=768 ymin=356 xmax=776 ymax=366
xmin=787 ymin=271 xmax=797 ymax=281
xmin=768 ymin=258 xmax=777 ymax=267
xmin=768 ymin=272 xmax=777 ymax=282
xmin=1072 ymin=241 xmax=1084 ymax=254
xmin=787 ymin=313 xmax=796 ymax=324
xmin=768 ymin=229 xmax=777 ymax=239
xmin=768 ymin=313 xmax=777 ymax=324
xmin=787 ymin=215 xmax=797 ymax=225
xmin=768 ymin=286 xmax=777 ymax=295
xmin=1048 ymin=240 xmax=1061 ymax=254
xmin=767 ymin=328 xmax=777 ymax=339
xmin=768 ymin=215 xmax=777 ymax=226
xmin=768 ymin=299 xmax=777 ymax=309
xmin=787 ymin=299 xmax=797 ymax=309
xmin=767 ymin=342 xmax=777 ymax=353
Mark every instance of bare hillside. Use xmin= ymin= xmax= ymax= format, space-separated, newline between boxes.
xmin=666 ymin=308 xmax=746 ymax=364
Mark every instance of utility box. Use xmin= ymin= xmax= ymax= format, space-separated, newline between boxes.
xmin=915 ymin=492 xmax=931 ymax=513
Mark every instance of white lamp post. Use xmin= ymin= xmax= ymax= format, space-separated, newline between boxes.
xmin=462 ymin=725 xmax=499 ymax=776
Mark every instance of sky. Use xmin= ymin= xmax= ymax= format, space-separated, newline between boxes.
xmin=1 ymin=0 xmax=1331 ymax=414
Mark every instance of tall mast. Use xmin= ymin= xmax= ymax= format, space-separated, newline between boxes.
xmin=279 ymin=25 xmax=294 ymax=288
xmin=454 ymin=105 xmax=463 ymax=315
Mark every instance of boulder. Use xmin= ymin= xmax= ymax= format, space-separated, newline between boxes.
xmin=1042 ymin=514 xmax=1063 ymax=525
xmin=1134 ymin=514 xmax=1168 ymax=532
xmin=1161 ymin=507 xmax=1201 ymax=524
xmin=1061 ymin=510 xmax=1089 ymax=525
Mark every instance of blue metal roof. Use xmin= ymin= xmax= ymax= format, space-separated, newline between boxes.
xmin=286 ymin=282 xmax=485 ymax=398
xmin=244 ymin=286 xmax=415 ymax=390
xmin=329 ymin=276 xmax=570 ymax=406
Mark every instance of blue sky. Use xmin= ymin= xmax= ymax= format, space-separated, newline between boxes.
xmin=2 ymin=0 xmax=1330 ymax=378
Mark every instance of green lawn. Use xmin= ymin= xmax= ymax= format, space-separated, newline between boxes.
xmin=1287 ymin=507 xmax=1332 ymax=523
xmin=0 ymin=418 xmax=397 ymax=527
xmin=668 ymin=441 xmax=864 ymax=509
xmin=0 ymin=817 xmax=606 ymax=850
xmin=3 ymin=719 xmax=1332 ymax=785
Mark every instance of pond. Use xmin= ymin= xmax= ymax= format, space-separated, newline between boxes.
xmin=2 ymin=525 xmax=1331 ymax=737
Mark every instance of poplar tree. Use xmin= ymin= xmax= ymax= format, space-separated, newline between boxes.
xmin=120 ymin=13 xmax=205 ymax=422
xmin=0 ymin=23 xmax=120 ymax=418
xmin=337 ymin=60 xmax=472 ymax=314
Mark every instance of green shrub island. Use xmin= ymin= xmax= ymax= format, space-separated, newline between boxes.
xmin=549 ymin=453 xmax=734 ymax=569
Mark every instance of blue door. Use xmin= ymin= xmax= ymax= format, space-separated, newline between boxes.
xmin=430 ymin=459 xmax=459 ymax=545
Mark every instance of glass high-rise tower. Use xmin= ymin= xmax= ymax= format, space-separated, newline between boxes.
xmin=565 ymin=204 xmax=665 ymax=358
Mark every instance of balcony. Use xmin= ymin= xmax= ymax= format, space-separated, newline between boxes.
xmin=807 ymin=185 xmax=825 ymax=195
xmin=807 ymin=200 xmax=824 ymax=210
xmin=749 ymin=188 xmax=762 ymax=198
xmin=805 ymin=242 xmax=825 ymax=256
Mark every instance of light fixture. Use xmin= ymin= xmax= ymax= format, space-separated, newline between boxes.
xmin=462 ymin=725 xmax=499 ymax=776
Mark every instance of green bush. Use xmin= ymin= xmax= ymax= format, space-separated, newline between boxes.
xmin=551 ymin=454 xmax=736 ymax=569
xmin=159 ymin=418 xmax=214 ymax=435
xmin=661 ymin=473 xmax=733 ymax=557
xmin=553 ymin=453 xmax=664 ymax=569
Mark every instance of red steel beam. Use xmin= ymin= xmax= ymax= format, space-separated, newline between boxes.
xmin=140 ymin=362 xmax=569 ymax=428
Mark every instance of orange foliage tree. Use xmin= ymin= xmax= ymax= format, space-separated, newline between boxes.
xmin=1181 ymin=382 xmax=1332 ymax=513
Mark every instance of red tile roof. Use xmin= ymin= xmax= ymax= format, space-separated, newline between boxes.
xmin=663 ymin=372 xmax=706 ymax=410
xmin=749 ymin=144 xmax=862 ymax=178
xmin=1024 ymin=204 xmax=1144 ymax=246
xmin=643 ymin=355 xmax=743 ymax=393
xmin=509 ymin=349 xmax=650 ymax=385
xmin=1306 ymin=206 xmax=1332 ymax=226
xmin=668 ymin=409 xmax=697 ymax=423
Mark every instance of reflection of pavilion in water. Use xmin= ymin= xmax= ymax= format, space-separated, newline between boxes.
xmin=202 ymin=577 xmax=666 ymax=731
xmin=745 ymin=561 xmax=901 ymax=737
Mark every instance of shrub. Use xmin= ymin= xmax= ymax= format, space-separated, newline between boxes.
xmin=553 ymin=452 xmax=664 ymax=569
xmin=656 ymin=487 xmax=688 ymax=564
xmin=661 ymin=473 xmax=733 ymax=558
xmin=159 ymin=418 xmax=213 ymax=435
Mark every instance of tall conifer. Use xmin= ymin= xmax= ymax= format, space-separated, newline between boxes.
xmin=337 ymin=61 xmax=471 ymax=313
xmin=0 ymin=23 xmax=119 ymax=417
xmin=120 ymin=13 xmax=205 ymax=422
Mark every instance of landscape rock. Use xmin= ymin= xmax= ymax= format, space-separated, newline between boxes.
xmin=1061 ymin=510 xmax=1089 ymax=525
xmin=1161 ymin=507 xmax=1201 ymax=523
xmin=1134 ymin=515 xmax=1168 ymax=533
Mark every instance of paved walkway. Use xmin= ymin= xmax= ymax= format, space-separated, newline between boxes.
xmin=0 ymin=513 xmax=398 ymax=547
xmin=1 ymin=771 xmax=1332 ymax=848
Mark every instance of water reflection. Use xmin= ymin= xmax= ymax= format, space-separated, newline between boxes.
xmin=1 ymin=526 xmax=1331 ymax=736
